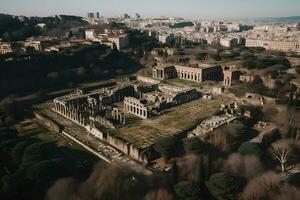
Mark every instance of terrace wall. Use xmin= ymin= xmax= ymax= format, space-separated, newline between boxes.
xmin=34 ymin=112 xmax=61 ymax=133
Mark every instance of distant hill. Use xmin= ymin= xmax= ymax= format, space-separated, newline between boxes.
xmin=0 ymin=13 xmax=88 ymax=41
xmin=255 ymin=16 xmax=300 ymax=23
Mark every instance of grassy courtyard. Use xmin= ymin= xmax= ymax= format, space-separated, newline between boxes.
xmin=110 ymin=95 xmax=232 ymax=148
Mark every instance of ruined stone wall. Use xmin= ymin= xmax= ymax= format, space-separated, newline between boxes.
xmin=175 ymin=65 xmax=203 ymax=82
xmin=172 ymin=89 xmax=201 ymax=105
xmin=107 ymin=134 xmax=130 ymax=155
xmin=99 ymin=95 xmax=113 ymax=106
xmin=129 ymin=145 xmax=149 ymax=164
xmin=137 ymin=75 xmax=161 ymax=84
xmin=89 ymin=126 xmax=105 ymax=140
xmin=124 ymin=97 xmax=148 ymax=119
xmin=95 ymin=116 xmax=115 ymax=129
xmin=135 ymin=84 xmax=157 ymax=94
xmin=104 ymin=85 xmax=135 ymax=104
xmin=202 ymin=66 xmax=223 ymax=82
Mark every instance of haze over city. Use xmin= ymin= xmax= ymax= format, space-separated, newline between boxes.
xmin=1 ymin=0 xmax=300 ymax=19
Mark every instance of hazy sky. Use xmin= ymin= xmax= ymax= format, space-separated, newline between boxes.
xmin=1 ymin=0 xmax=300 ymax=19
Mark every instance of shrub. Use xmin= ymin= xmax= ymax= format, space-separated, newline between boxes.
xmin=238 ymin=142 xmax=262 ymax=157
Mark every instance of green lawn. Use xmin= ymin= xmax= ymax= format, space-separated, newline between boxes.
xmin=110 ymin=95 xmax=232 ymax=148
xmin=137 ymin=67 xmax=153 ymax=77
xmin=15 ymin=119 xmax=82 ymax=150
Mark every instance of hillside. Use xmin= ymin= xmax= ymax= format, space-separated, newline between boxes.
xmin=0 ymin=14 xmax=88 ymax=41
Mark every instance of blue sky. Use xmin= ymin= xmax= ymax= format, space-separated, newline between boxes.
xmin=1 ymin=0 xmax=299 ymax=19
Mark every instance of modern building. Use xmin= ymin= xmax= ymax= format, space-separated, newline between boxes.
xmin=24 ymin=39 xmax=52 ymax=51
xmin=246 ymin=39 xmax=300 ymax=53
xmin=85 ymin=29 xmax=95 ymax=40
xmin=87 ymin=12 xmax=100 ymax=21
xmin=87 ymin=12 xmax=94 ymax=19
xmin=220 ymin=38 xmax=239 ymax=48
xmin=200 ymin=26 xmax=214 ymax=33
xmin=35 ymin=23 xmax=46 ymax=28
xmin=0 ymin=42 xmax=13 ymax=54
xmin=158 ymin=33 xmax=175 ymax=45
xmin=124 ymin=14 xmax=130 ymax=19
xmin=107 ymin=34 xmax=129 ymax=50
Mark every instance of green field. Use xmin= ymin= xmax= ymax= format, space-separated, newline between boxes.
xmin=14 ymin=118 xmax=97 ymax=161
xmin=110 ymin=95 xmax=232 ymax=148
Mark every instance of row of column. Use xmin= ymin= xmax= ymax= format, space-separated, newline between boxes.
xmin=204 ymin=71 xmax=220 ymax=81
xmin=124 ymin=102 xmax=148 ymax=119
xmin=223 ymin=76 xmax=232 ymax=87
xmin=112 ymin=108 xmax=126 ymax=125
xmin=153 ymin=69 xmax=164 ymax=79
xmin=54 ymin=102 xmax=86 ymax=126
xmin=54 ymin=102 xmax=67 ymax=115
xmin=177 ymin=70 xmax=202 ymax=82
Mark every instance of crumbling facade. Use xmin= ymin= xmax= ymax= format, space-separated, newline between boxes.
xmin=223 ymin=69 xmax=241 ymax=87
xmin=53 ymin=84 xmax=134 ymax=128
xmin=124 ymin=84 xmax=201 ymax=119
xmin=152 ymin=64 xmax=223 ymax=82
xmin=152 ymin=66 xmax=177 ymax=80
xmin=51 ymin=81 xmax=201 ymax=164
xmin=124 ymin=97 xmax=149 ymax=119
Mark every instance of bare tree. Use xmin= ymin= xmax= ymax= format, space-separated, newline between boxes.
xmin=208 ymin=131 xmax=229 ymax=152
xmin=272 ymin=146 xmax=289 ymax=173
xmin=271 ymin=140 xmax=291 ymax=173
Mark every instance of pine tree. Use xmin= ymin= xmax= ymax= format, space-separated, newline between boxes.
xmin=195 ymin=153 xmax=212 ymax=185
xmin=171 ymin=160 xmax=178 ymax=184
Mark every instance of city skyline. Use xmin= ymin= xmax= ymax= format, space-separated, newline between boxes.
xmin=1 ymin=0 xmax=300 ymax=19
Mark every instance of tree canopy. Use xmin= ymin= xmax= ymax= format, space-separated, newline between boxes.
xmin=183 ymin=137 xmax=206 ymax=154
xmin=0 ymin=14 xmax=87 ymax=41
xmin=205 ymin=173 xmax=240 ymax=200
xmin=175 ymin=181 xmax=202 ymax=200
xmin=154 ymin=136 xmax=176 ymax=160
xmin=238 ymin=142 xmax=262 ymax=157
